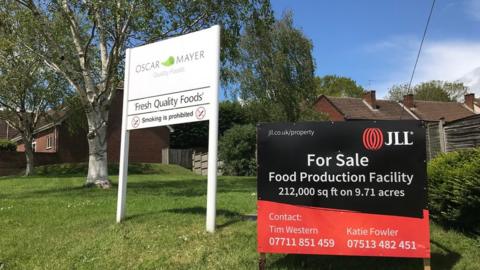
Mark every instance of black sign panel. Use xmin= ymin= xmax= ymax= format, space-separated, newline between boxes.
xmin=257 ymin=121 xmax=427 ymax=218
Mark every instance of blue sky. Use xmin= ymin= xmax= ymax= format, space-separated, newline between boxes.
xmin=271 ymin=0 xmax=480 ymax=98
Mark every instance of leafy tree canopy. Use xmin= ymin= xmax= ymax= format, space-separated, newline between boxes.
xmin=315 ymin=75 xmax=364 ymax=98
xmin=170 ymin=101 xmax=249 ymax=149
xmin=0 ymin=17 xmax=70 ymax=175
xmin=2 ymin=0 xmax=272 ymax=185
xmin=234 ymin=11 xmax=319 ymax=122
xmin=387 ymin=81 xmax=469 ymax=102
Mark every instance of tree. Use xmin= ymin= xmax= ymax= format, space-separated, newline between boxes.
xmin=0 ymin=26 xmax=68 ymax=175
xmin=219 ymin=124 xmax=256 ymax=176
xmin=315 ymin=75 xmax=365 ymax=98
xmin=170 ymin=101 xmax=249 ymax=149
xmin=4 ymin=0 xmax=271 ymax=187
xmin=235 ymin=11 xmax=318 ymax=122
xmin=386 ymin=83 xmax=410 ymax=102
xmin=415 ymin=81 xmax=452 ymax=102
xmin=387 ymin=81 xmax=469 ymax=102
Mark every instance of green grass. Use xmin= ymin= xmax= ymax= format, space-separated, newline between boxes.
xmin=33 ymin=162 xmax=189 ymax=176
xmin=0 ymin=164 xmax=479 ymax=269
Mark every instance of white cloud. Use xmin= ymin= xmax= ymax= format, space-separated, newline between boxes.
xmin=458 ymin=67 xmax=480 ymax=92
xmin=414 ymin=41 xmax=480 ymax=86
xmin=366 ymin=37 xmax=480 ymax=97
xmin=362 ymin=35 xmax=419 ymax=53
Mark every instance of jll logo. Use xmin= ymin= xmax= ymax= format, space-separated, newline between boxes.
xmin=362 ymin=128 xmax=414 ymax=150
xmin=362 ymin=128 xmax=384 ymax=150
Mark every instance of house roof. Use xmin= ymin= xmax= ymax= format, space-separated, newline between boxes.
xmin=0 ymin=119 xmax=18 ymax=140
xmin=322 ymin=96 xmax=415 ymax=120
xmin=11 ymin=89 xmax=174 ymax=143
xmin=10 ymin=109 xmax=70 ymax=143
xmin=405 ymin=100 xmax=475 ymax=122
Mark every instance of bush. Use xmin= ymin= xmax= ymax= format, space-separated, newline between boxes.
xmin=428 ymin=148 xmax=480 ymax=231
xmin=0 ymin=139 xmax=16 ymax=151
xmin=219 ymin=124 xmax=256 ymax=176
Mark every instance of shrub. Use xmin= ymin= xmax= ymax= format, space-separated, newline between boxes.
xmin=428 ymin=148 xmax=480 ymax=231
xmin=219 ymin=124 xmax=256 ymax=176
xmin=0 ymin=139 xmax=16 ymax=151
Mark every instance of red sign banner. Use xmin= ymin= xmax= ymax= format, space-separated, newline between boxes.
xmin=258 ymin=201 xmax=430 ymax=258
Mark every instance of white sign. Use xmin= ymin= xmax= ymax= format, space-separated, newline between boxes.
xmin=125 ymin=26 xmax=219 ymax=129
xmin=117 ymin=26 xmax=221 ymax=233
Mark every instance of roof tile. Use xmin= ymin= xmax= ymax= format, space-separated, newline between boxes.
xmin=408 ymin=100 xmax=475 ymax=122
xmin=327 ymin=97 xmax=415 ymax=120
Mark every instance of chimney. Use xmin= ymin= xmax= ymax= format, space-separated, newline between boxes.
xmin=403 ymin=94 xmax=414 ymax=108
xmin=363 ymin=90 xmax=377 ymax=108
xmin=464 ymin=93 xmax=475 ymax=111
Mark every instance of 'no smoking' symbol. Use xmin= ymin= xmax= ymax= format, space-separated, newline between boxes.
xmin=196 ymin=107 xmax=206 ymax=120
xmin=131 ymin=116 xmax=140 ymax=128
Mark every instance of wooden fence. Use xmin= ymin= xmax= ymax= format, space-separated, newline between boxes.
xmin=162 ymin=148 xmax=222 ymax=175
xmin=444 ymin=115 xmax=480 ymax=152
xmin=162 ymin=148 xmax=193 ymax=169
xmin=191 ymin=151 xmax=223 ymax=176
xmin=0 ymin=152 xmax=58 ymax=176
xmin=425 ymin=122 xmax=443 ymax=161
xmin=425 ymin=114 xmax=480 ymax=160
xmin=192 ymin=151 xmax=208 ymax=175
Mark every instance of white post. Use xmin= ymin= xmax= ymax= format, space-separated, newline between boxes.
xmin=206 ymin=25 xmax=221 ymax=233
xmin=116 ymin=49 xmax=132 ymax=223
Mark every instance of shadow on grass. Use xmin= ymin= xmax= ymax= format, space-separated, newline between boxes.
xmin=125 ymin=206 xmax=253 ymax=230
xmin=1 ymin=176 xmax=256 ymax=200
xmin=269 ymin=254 xmax=422 ymax=270
xmin=430 ymin=239 xmax=461 ymax=270
xmin=125 ymin=177 xmax=256 ymax=197
xmin=0 ymin=174 xmax=84 ymax=180
xmin=430 ymin=217 xmax=480 ymax=239
xmin=0 ymin=183 xmax=116 ymax=199
xmin=267 ymin=240 xmax=461 ymax=270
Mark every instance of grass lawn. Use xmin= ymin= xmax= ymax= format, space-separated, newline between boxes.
xmin=0 ymin=164 xmax=479 ymax=269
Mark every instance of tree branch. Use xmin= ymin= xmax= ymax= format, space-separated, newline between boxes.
xmin=61 ymin=0 xmax=97 ymax=103
xmin=93 ymin=6 xmax=108 ymax=80
xmin=180 ymin=12 xmax=209 ymax=35
xmin=83 ymin=19 xmax=97 ymax=65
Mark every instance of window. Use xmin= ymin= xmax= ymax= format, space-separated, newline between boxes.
xmin=46 ymin=135 xmax=53 ymax=150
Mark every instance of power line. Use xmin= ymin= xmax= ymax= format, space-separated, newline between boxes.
xmin=399 ymin=0 xmax=435 ymax=120
xmin=406 ymin=0 xmax=436 ymax=94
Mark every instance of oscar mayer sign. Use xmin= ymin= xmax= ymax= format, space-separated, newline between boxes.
xmin=257 ymin=121 xmax=430 ymax=258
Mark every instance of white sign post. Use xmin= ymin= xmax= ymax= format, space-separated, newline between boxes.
xmin=116 ymin=25 xmax=221 ymax=233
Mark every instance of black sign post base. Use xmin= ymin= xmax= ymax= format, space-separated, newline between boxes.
xmin=259 ymin=253 xmax=266 ymax=270
xmin=424 ymin=258 xmax=431 ymax=270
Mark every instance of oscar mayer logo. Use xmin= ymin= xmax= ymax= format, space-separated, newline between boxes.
xmin=135 ymin=50 xmax=205 ymax=73
xmin=362 ymin=128 xmax=414 ymax=150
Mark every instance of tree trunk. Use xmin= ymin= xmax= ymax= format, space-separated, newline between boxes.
xmin=23 ymin=134 xmax=34 ymax=176
xmin=85 ymin=108 xmax=111 ymax=188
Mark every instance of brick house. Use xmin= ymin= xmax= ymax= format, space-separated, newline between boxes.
xmin=314 ymin=91 xmax=479 ymax=159
xmin=314 ymin=91 xmax=416 ymax=121
xmin=314 ymin=90 xmax=478 ymax=122
xmin=12 ymin=89 xmax=171 ymax=164
xmin=400 ymin=93 xmax=478 ymax=159
xmin=400 ymin=93 xmax=478 ymax=121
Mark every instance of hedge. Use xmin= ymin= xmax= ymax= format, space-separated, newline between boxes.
xmin=219 ymin=124 xmax=256 ymax=176
xmin=0 ymin=139 xmax=16 ymax=151
xmin=428 ymin=148 xmax=480 ymax=231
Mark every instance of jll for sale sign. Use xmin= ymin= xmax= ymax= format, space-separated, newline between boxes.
xmin=257 ymin=121 xmax=430 ymax=258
